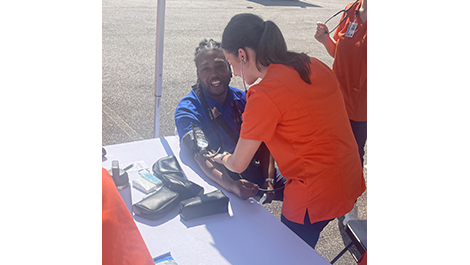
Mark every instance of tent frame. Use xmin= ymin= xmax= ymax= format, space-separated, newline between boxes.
xmin=154 ymin=0 xmax=166 ymax=138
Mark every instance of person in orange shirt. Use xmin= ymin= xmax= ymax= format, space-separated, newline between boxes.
xmin=315 ymin=0 xmax=367 ymax=166
xmin=102 ymin=168 xmax=154 ymax=265
xmin=211 ymin=13 xmax=366 ymax=249
xmin=315 ymin=0 xmax=367 ymax=226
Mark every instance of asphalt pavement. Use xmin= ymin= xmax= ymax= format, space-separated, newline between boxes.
xmin=102 ymin=0 xmax=367 ymax=264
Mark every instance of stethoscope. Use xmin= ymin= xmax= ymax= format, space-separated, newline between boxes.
xmin=234 ymin=56 xmax=286 ymax=193
xmin=322 ymin=0 xmax=360 ymax=34
xmin=198 ymin=132 xmax=284 ymax=193
xmin=200 ymin=55 xmax=285 ymax=194
xmin=240 ymin=56 xmax=248 ymax=93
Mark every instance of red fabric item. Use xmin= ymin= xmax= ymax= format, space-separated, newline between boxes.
xmin=333 ymin=0 xmax=367 ymax=122
xmin=102 ymin=168 xmax=154 ymax=265
xmin=357 ymin=251 xmax=367 ymax=265
xmin=240 ymin=58 xmax=366 ymax=224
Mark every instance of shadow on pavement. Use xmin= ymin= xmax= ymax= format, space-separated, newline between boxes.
xmin=246 ymin=0 xmax=321 ymax=8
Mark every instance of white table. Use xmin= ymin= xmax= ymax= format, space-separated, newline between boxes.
xmin=102 ymin=136 xmax=331 ymax=265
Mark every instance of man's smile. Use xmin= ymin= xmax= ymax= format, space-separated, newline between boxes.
xmin=211 ymin=80 xmax=221 ymax=87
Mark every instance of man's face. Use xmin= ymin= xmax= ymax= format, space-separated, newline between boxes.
xmin=196 ymin=49 xmax=231 ymax=101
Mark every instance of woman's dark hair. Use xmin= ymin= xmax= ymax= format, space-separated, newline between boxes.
xmin=222 ymin=13 xmax=311 ymax=84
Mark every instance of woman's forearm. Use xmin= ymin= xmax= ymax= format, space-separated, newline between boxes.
xmin=215 ymin=137 xmax=262 ymax=173
xmin=323 ymin=37 xmax=336 ymax=58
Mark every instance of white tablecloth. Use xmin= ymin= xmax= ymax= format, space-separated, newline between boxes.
xmin=102 ymin=136 xmax=331 ymax=265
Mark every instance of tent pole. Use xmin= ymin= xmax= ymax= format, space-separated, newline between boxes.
xmin=154 ymin=0 xmax=166 ymax=138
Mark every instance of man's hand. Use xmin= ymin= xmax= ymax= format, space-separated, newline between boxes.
xmin=230 ymin=179 xmax=259 ymax=200
xmin=261 ymin=181 xmax=275 ymax=204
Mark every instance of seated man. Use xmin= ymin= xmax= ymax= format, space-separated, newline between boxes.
xmin=175 ymin=39 xmax=284 ymax=202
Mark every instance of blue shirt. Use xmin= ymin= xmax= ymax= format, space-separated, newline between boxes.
xmin=175 ymin=86 xmax=246 ymax=153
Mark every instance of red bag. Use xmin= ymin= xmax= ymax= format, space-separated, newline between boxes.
xmin=102 ymin=168 xmax=154 ymax=265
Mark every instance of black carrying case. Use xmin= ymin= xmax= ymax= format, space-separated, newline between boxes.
xmin=179 ymin=190 xmax=229 ymax=221
xmin=133 ymin=187 xmax=180 ymax=220
xmin=133 ymin=155 xmax=204 ymax=220
xmin=152 ymin=155 xmax=185 ymax=179
xmin=152 ymin=155 xmax=204 ymax=200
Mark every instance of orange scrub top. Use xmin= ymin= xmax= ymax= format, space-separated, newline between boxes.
xmin=102 ymin=168 xmax=154 ymax=265
xmin=333 ymin=0 xmax=367 ymax=122
xmin=240 ymin=59 xmax=366 ymax=224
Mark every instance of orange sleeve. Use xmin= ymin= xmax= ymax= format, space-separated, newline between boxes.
xmin=240 ymin=87 xmax=281 ymax=142
xmin=102 ymin=168 xmax=154 ymax=265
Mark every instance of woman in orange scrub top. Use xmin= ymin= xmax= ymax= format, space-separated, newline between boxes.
xmin=316 ymin=0 xmax=367 ymax=226
xmin=315 ymin=0 xmax=367 ymax=166
xmin=212 ymin=13 xmax=366 ymax=249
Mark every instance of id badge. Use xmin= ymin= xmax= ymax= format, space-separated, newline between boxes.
xmin=345 ymin=20 xmax=358 ymax=38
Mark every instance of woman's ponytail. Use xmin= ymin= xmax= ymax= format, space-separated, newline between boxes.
xmin=256 ymin=21 xmax=287 ymax=69
xmin=222 ymin=13 xmax=311 ymax=84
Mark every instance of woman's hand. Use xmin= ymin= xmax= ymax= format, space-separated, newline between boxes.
xmin=210 ymin=151 xmax=229 ymax=164
xmin=314 ymin=22 xmax=337 ymax=58
xmin=314 ymin=22 xmax=330 ymax=44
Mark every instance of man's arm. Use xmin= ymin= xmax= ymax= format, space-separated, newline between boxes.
xmin=176 ymin=108 xmax=258 ymax=200
xmin=193 ymin=153 xmax=258 ymax=200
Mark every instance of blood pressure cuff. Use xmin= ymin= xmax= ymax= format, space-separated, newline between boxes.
xmin=133 ymin=187 xmax=180 ymax=220
xmin=181 ymin=125 xmax=212 ymax=156
xmin=152 ymin=155 xmax=204 ymax=201
xmin=179 ymin=190 xmax=229 ymax=221
xmin=182 ymin=129 xmax=198 ymax=156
